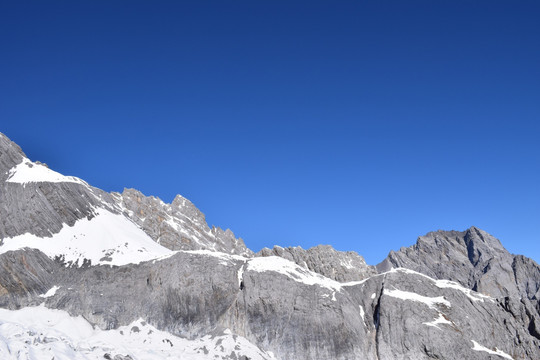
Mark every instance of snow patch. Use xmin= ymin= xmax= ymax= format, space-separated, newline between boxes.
xmin=0 ymin=209 xmax=173 ymax=267
xmin=348 ymin=268 xmax=494 ymax=303
xmin=39 ymin=286 xmax=61 ymax=298
xmin=391 ymin=268 xmax=494 ymax=302
xmin=423 ymin=313 xmax=452 ymax=330
xmin=359 ymin=305 xmax=365 ymax=322
xmin=238 ymin=262 xmax=246 ymax=287
xmin=342 ymin=278 xmax=369 ymax=287
xmin=6 ymin=158 xmax=87 ymax=185
xmin=383 ymin=288 xmax=451 ymax=309
xmin=471 ymin=340 xmax=513 ymax=359
xmin=434 ymin=279 xmax=493 ymax=302
xmin=247 ymin=256 xmax=342 ymax=291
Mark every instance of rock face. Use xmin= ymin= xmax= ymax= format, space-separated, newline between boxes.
xmin=377 ymin=227 xmax=540 ymax=318
xmin=258 ymin=244 xmax=376 ymax=282
xmin=114 ymin=188 xmax=252 ymax=256
xmin=0 ymin=134 xmax=127 ymax=246
xmin=377 ymin=227 xmax=518 ymax=297
xmin=2 ymin=249 xmax=539 ymax=359
xmin=0 ymin=132 xmax=539 ymax=359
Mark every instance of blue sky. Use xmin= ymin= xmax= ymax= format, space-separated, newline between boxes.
xmin=1 ymin=1 xmax=539 ymax=264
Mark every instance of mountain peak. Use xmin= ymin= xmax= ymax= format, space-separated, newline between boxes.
xmin=0 ymin=133 xmax=26 ymax=180
xmin=376 ymin=227 xmax=529 ymax=299
xmin=464 ymin=225 xmax=506 ymax=252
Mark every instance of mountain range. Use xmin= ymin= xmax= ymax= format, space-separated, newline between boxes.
xmin=0 ymin=132 xmax=539 ymax=359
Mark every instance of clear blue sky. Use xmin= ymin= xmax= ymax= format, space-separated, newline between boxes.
xmin=1 ymin=1 xmax=539 ymax=265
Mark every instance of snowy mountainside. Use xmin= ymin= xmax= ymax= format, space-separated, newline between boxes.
xmin=0 ymin=208 xmax=173 ymax=267
xmin=3 ymin=245 xmax=538 ymax=359
xmin=0 ymin=132 xmax=249 ymax=266
xmin=0 ymin=306 xmax=275 ymax=360
xmin=0 ymin=139 xmax=172 ymax=267
xmin=1 ymin=132 xmax=540 ymax=359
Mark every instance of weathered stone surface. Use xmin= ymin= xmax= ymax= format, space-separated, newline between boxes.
xmin=1 ymin=249 xmax=539 ymax=359
xmin=258 ymin=244 xmax=376 ymax=282
xmin=113 ymin=188 xmax=252 ymax=256
xmin=0 ymin=133 xmax=25 ymax=182
xmin=0 ymin=134 xmax=120 ymax=240
xmin=377 ymin=227 xmax=540 ymax=315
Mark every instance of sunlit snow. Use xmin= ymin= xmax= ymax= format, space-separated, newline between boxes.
xmin=383 ymin=288 xmax=451 ymax=309
xmin=38 ymin=286 xmax=61 ymax=298
xmin=391 ymin=268 xmax=494 ymax=302
xmin=0 ymin=305 xmax=275 ymax=360
xmin=6 ymin=158 xmax=87 ymax=185
xmin=434 ymin=279 xmax=494 ymax=302
xmin=471 ymin=340 xmax=513 ymax=359
xmin=0 ymin=209 xmax=173 ymax=267
xmin=247 ymin=256 xmax=342 ymax=291
xmin=423 ymin=313 xmax=452 ymax=330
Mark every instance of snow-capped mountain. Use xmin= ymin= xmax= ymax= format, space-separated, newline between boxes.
xmin=0 ymin=132 xmax=539 ymax=359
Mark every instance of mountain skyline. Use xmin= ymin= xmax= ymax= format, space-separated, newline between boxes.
xmin=1 ymin=1 xmax=539 ymax=264
xmin=1 ymin=132 xmax=539 ymax=359
xmin=3 ymin=129 xmax=538 ymax=266
xmin=0 ymin=130 xmax=536 ymax=270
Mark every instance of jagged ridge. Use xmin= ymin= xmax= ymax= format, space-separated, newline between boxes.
xmin=1 ymin=132 xmax=539 ymax=359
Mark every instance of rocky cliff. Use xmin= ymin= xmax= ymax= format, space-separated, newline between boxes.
xmin=113 ymin=188 xmax=252 ymax=256
xmin=0 ymin=132 xmax=539 ymax=359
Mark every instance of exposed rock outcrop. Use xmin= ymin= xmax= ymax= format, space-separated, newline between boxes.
xmin=377 ymin=227 xmax=540 ymax=313
xmin=113 ymin=188 xmax=252 ymax=256
xmin=258 ymin=244 xmax=376 ymax=282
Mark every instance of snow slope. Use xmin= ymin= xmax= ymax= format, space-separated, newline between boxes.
xmin=0 ymin=208 xmax=173 ymax=266
xmin=6 ymin=158 xmax=87 ymax=185
xmin=0 ymin=305 xmax=275 ymax=360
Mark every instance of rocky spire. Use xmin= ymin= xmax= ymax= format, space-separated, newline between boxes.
xmin=0 ymin=132 xmax=26 ymax=181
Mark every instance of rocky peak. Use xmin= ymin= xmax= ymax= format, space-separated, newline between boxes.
xmin=115 ymin=188 xmax=253 ymax=256
xmin=0 ymin=134 xmax=118 ymax=240
xmin=0 ymin=131 xmax=254 ymax=259
xmin=377 ymin=227 xmax=540 ymax=303
xmin=171 ymin=194 xmax=207 ymax=226
xmin=0 ymin=133 xmax=26 ymax=181
xmin=463 ymin=226 xmax=506 ymax=266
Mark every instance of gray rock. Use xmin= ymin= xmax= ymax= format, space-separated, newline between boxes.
xmin=0 ymin=133 xmax=25 ymax=182
xmin=1 ymin=248 xmax=539 ymax=359
xmin=0 ymin=134 xmax=121 ymax=240
xmin=257 ymin=244 xmax=376 ymax=282
xmin=114 ymin=188 xmax=252 ymax=256
xmin=377 ymin=227 xmax=540 ymax=316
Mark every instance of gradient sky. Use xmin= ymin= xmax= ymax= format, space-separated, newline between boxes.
xmin=1 ymin=1 xmax=539 ymax=265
